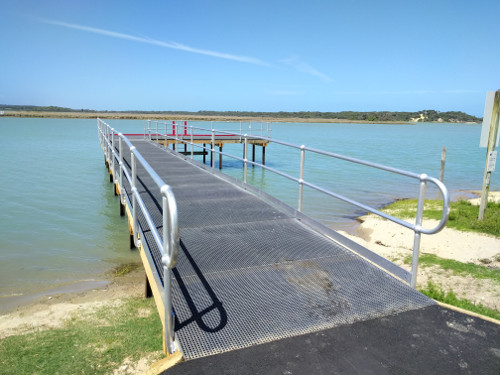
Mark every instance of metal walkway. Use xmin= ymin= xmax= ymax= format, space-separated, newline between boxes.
xmin=115 ymin=137 xmax=434 ymax=360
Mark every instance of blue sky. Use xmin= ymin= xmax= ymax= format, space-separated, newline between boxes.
xmin=1 ymin=0 xmax=499 ymax=116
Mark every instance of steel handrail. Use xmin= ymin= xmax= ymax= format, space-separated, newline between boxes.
xmin=98 ymin=119 xmax=178 ymax=354
xmin=157 ymin=123 xmax=450 ymax=233
xmin=145 ymin=120 xmax=450 ymax=288
xmin=145 ymin=120 xmax=271 ymax=138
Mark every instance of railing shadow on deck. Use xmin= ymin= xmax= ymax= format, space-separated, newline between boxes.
xmin=173 ymin=240 xmax=228 ymax=333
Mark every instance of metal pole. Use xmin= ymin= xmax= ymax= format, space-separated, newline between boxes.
xmin=190 ymin=126 xmax=194 ymax=159
xmin=111 ymin=128 xmax=115 ymax=186
xmin=410 ymin=175 xmax=427 ymax=288
xmin=479 ymin=90 xmax=500 ymax=220
xmin=165 ymin=122 xmax=168 ymax=149
xmin=172 ymin=121 xmax=176 ymax=151
xmin=211 ymin=129 xmax=215 ymax=168
xmin=440 ymin=147 xmax=446 ymax=182
xmin=105 ymin=124 xmax=109 ymax=165
xmin=175 ymin=125 xmax=179 ymax=152
xmin=162 ymin=193 xmax=176 ymax=354
xmin=119 ymin=135 xmax=125 ymax=216
xmin=131 ymin=148 xmax=140 ymax=248
xmin=163 ymin=262 xmax=175 ymax=353
xmin=244 ymin=135 xmax=248 ymax=184
xmin=298 ymin=146 xmax=305 ymax=212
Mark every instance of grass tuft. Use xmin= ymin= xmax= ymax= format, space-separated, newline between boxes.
xmin=420 ymin=281 xmax=500 ymax=320
xmin=0 ymin=297 xmax=162 ymax=375
xmin=383 ymin=199 xmax=500 ymax=237
xmin=403 ymin=254 xmax=500 ymax=284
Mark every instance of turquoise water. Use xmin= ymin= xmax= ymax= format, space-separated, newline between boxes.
xmin=171 ymin=120 xmax=494 ymax=226
xmin=0 ymin=118 xmax=495 ymax=313
xmin=0 ymin=118 xmax=138 ymax=312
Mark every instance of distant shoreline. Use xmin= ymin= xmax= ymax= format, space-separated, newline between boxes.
xmin=0 ymin=111 xmax=481 ymax=124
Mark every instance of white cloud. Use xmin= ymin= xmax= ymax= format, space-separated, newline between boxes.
xmin=281 ymin=56 xmax=332 ymax=82
xmin=40 ymin=19 xmax=269 ymax=66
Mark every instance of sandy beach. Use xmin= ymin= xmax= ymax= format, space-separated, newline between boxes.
xmin=0 ymin=265 xmax=144 ymax=340
xmin=339 ymin=191 xmax=500 ymax=310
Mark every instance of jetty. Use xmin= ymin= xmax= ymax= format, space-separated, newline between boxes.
xmin=98 ymin=119 xmax=500 ymax=374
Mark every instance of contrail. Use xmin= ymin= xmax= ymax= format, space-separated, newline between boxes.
xmin=281 ymin=56 xmax=332 ymax=82
xmin=41 ymin=19 xmax=269 ymax=66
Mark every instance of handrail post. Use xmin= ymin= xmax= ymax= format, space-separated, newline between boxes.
xmin=244 ymin=134 xmax=248 ymax=184
xmin=163 ymin=259 xmax=175 ymax=353
xmin=176 ymin=125 xmax=179 ymax=151
xmin=107 ymin=124 xmax=111 ymax=165
xmin=105 ymin=124 xmax=109 ymax=163
xmin=298 ymin=145 xmax=305 ymax=212
xmin=190 ymin=126 xmax=194 ymax=159
xmin=131 ymin=147 xmax=140 ymax=248
xmin=410 ymin=174 xmax=427 ymax=288
xmin=164 ymin=122 xmax=168 ymax=149
xmin=119 ymin=134 xmax=124 ymax=205
xmin=211 ymin=129 xmax=215 ymax=168
xmin=161 ymin=185 xmax=179 ymax=354
xmin=111 ymin=128 xmax=115 ymax=185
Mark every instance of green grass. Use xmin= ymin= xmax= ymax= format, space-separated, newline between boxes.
xmin=0 ymin=297 xmax=162 ymax=375
xmin=403 ymin=253 xmax=500 ymax=285
xmin=383 ymin=199 xmax=500 ymax=237
xmin=420 ymin=281 xmax=500 ymax=320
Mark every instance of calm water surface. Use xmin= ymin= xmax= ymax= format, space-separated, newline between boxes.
xmin=0 ymin=118 xmax=495 ymax=313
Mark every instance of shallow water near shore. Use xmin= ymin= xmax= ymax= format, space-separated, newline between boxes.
xmin=0 ymin=118 xmax=496 ymax=313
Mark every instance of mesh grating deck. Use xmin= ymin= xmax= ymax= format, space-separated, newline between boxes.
xmin=117 ymin=138 xmax=434 ymax=360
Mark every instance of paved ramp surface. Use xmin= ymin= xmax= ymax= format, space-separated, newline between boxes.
xmin=165 ymin=305 xmax=500 ymax=374
xmin=120 ymin=139 xmax=439 ymax=361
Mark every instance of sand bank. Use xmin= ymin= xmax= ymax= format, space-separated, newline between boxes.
xmin=339 ymin=192 xmax=500 ymax=310
xmin=0 ymin=267 xmax=144 ymax=339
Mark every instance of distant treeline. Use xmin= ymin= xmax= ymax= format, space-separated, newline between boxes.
xmin=0 ymin=105 xmax=482 ymax=123
xmin=193 ymin=110 xmax=481 ymax=123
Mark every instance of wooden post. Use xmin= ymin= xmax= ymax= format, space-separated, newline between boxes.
xmin=219 ymin=146 xmax=223 ymax=169
xmin=262 ymin=145 xmax=266 ymax=165
xmin=440 ymin=147 xmax=446 ymax=182
xmin=479 ymin=90 xmax=500 ymax=220
xmin=145 ymin=274 xmax=153 ymax=298
xmin=252 ymin=144 xmax=256 ymax=162
xmin=203 ymin=144 xmax=206 ymax=164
